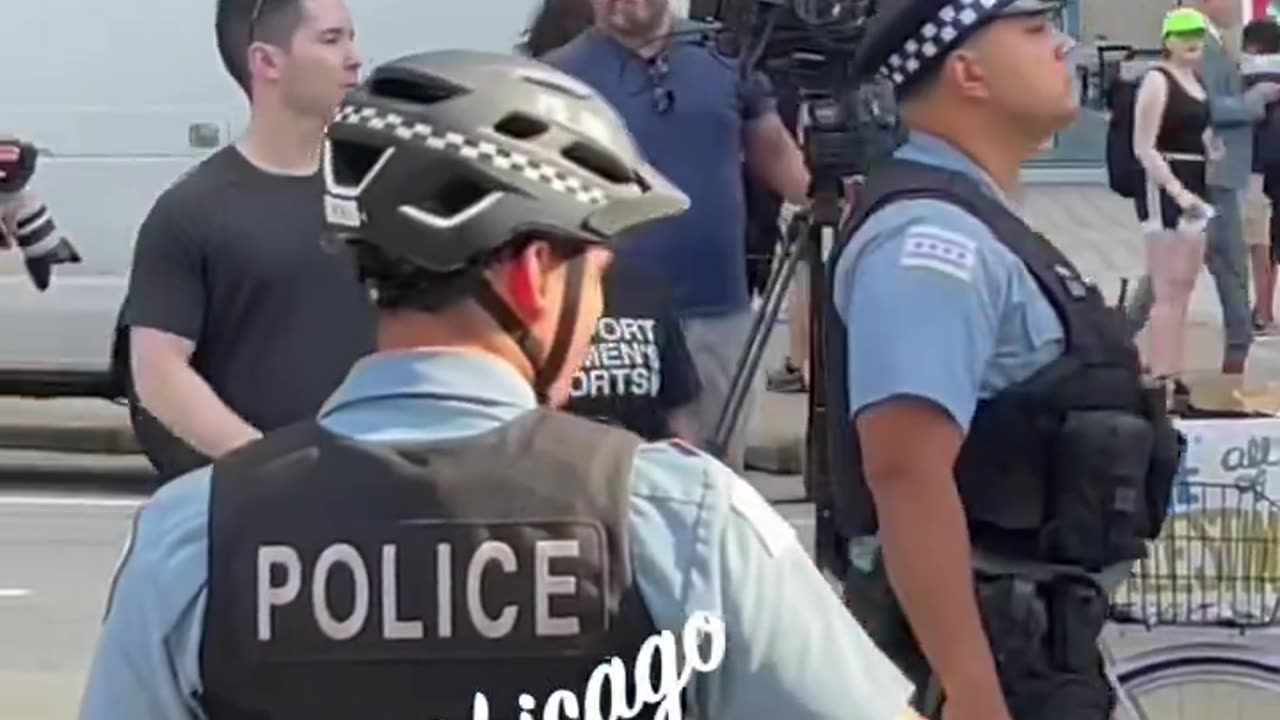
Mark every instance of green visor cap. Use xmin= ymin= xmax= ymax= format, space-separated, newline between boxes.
xmin=1163 ymin=8 xmax=1208 ymax=37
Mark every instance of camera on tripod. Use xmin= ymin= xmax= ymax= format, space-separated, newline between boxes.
xmin=689 ymin=0 xmax=900 ymax=183
xmin=691 ymin=0 xmax=895 ymax=578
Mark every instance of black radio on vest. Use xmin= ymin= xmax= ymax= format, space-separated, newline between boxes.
xmin=823 ymin=158 xmax=1185 ymax=572
xmin=198 ymin=412 xmax=664 ymax=720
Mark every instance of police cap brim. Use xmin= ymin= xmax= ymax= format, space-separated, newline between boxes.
xmin=997 ymin=0 xmax=1064 ymax=16
xmin=853 ymin=0 xmax=1065 ymax=87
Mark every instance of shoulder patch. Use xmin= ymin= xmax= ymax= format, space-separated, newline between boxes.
xmin=728 ymin=476 xmax=799 ymax=558
xmin=899 ymin=224 xmax=979 ymax=283
xmin=665 ymin=438 xmax=701 ymax=457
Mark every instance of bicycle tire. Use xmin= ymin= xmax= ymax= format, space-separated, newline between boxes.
xmin=1117 ymin=650 xmax=1280 ymax=686
xmin=1114 ymin=647 xmax=1280 ymax=719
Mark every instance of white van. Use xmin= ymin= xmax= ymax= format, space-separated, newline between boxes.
xmin=0 ymin=0 xmax=537 ymax=397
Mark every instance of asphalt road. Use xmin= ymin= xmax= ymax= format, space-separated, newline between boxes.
xmin=0 ymin=451 xmax=814 ymax=719
xmin=0 ymin=452 xmax=153 ymax=720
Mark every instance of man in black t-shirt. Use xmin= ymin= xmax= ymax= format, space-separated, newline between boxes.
xmin=563 ymin=264 xmax=701 ymax=441
xmin=121 ymin=0 xmax=375 ymax=479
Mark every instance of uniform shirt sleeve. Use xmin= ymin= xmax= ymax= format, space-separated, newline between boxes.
xmin=120 ymin=192 xmax=206 ymax=342
xmin=834 ymin=199 xmax=1010 ymax=430
xmin=78 ymin=469 xmax=211 ymax=720
xmin=629 ymin=443 xmax=915 ymax=719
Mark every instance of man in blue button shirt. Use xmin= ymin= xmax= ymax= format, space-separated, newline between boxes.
xmin=545 ymin=0 xmax=812 ymax=471
xmin=79 ymin=49 xmax=917 ymax=720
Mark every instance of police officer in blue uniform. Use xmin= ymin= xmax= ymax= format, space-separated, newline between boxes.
xmin=821 ymin=2 xmax=1183 ymax=719
xmin=78 ymin=50 xmax=921 ymax=720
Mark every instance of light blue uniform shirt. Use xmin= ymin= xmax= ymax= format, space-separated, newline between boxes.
xmin=833 ymin=131 xmax=1066 ymax=568
xmin=79 ymin=349 xmax=914 ymax=720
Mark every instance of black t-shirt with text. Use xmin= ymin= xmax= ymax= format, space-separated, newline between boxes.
xmin=563 ymin=265 xmax=700 ymax=441
xmin=121 ymin=145 xmax=376 ymax=476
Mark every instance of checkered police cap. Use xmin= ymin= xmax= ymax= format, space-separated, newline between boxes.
xmin=854 ymin=0 xmax=1062 ymax=92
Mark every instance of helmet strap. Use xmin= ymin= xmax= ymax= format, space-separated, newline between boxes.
xmin=470 ymin=254 xmax=588 ymax=405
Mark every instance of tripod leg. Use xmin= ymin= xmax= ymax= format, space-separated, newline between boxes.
xmin=708 ymin=217 xmax=809 ymax=461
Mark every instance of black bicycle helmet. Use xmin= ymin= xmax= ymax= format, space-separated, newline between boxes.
xmin=321 ymin=49 xmax=689 ymax=403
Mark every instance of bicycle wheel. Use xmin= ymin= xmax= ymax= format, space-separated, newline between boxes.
xmin=1112 ymin=646 xmax=1280 ymax=719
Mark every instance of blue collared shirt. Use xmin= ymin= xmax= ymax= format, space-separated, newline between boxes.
xmin=79 ymin=349 xmax=914 ymax=720
xmin=834 ymin=131 xmax=1066 ymax=570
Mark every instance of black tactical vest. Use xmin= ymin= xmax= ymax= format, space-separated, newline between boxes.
xmin=823 ymin=158 xmax=1182 ymax=570
xmin=199 ymin=409 xmax=664 ymax=720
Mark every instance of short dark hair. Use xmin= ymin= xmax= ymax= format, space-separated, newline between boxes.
xmin=354 ymin=232 xmax=590 ymax=314
xmin=215 ymin=0 xmax=308 ymax=95
xmin=518 ymin=0 xmax=595 ymax=59
xmin=1244 ymin=19 xmax=1280 ymax=55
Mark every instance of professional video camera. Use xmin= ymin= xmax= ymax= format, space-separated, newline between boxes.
xmin=689 ymin=0 xmax=898 ymax=182
xmin=0 ymin=137 xmax=81 ymax=291
xmin=691 ymin=0 xmax=898 ymax=578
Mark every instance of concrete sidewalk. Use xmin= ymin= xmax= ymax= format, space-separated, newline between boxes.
xmin=746 ymin=184 xmax=1280 ymax=473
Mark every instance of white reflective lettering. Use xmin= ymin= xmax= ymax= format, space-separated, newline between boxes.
xmin=256 ymin=545 xmax=301 ymax=641
xmin=544 ymin=689 xmax=581 ymax=719
xmin=312 ymin=543 xmax=370 ymax=641
xmin=466 ymin=540 xmax=518 ymax=638
xmin=596 ymin=317 xmax=622 ymax=342
xmin=381 ymin=544 xmax=424 ymax=640
xmin=583 ymin=656 xmax=641 ymax=720
xmin=534 ymin=540 xmax=580 ymax=637
xmin=437 ymin=542 xmax=453 ymax=638
xmin=632 ymin=630 xmax=680 ymax=714
xmin=468 ymin=611 xmax=728 ymax=720
xmin=682 ymin=611 xmax=727 ymax=674
xmin=518 ymin=692 xmax=537 ymax=720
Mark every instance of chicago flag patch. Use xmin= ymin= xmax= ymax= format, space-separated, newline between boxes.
xmin=899 ymin=226 xmax=978 ymax=283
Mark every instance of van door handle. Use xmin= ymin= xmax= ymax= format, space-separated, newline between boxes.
xmin=188 ymin=122 xmax=222 ymax=149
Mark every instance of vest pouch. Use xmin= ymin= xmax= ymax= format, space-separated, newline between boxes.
xmin=1046 ymin=410 xmax=1153 ymax=568
xmin=1141 ymin=383 xmax=1184 ymax=540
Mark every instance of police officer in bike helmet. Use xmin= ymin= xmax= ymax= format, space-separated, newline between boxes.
xmin=80 ymin=50 xmax=921 ymax=720
xmin=819 ymin=1 xmax=1184 ymax=718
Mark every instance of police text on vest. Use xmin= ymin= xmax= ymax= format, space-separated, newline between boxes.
xmin=256 ymin=530 xmax=606 ymax=653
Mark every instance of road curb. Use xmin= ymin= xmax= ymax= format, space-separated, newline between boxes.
xmin=0 ymin=424 xmax=139 ymax=455
xmin=746 ymin=436 xmax=804 ymax=475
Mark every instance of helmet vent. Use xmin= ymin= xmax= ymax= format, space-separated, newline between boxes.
xmin=370 ymin=75 xmax=466 ymax=106
xmin=418 ymin=176 xmax=495 ymax=220
xmin=562 ymin=141 xmax=633 ymax=186
xmin=330 ymin=139 xmax=387 ymax=188
xmin=494 ymin=113 xmax=549 ymax=141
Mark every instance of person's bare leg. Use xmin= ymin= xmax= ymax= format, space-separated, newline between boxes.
xmin=1170 ymin=232 xmax=1206 ymax=375
xmin=1147 ymin=230 xmax=1202 ymax=378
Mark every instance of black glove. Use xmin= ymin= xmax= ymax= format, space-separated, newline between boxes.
xmin=0 ymin=138 xmax=38 ymax=194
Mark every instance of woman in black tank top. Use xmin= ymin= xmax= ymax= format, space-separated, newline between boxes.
xmin=1132 ymin=8 xmax=1216 ymax=388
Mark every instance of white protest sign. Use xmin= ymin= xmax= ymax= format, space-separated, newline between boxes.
xmin=1112 ymin=418 xmax=1280 ymax=626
